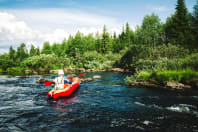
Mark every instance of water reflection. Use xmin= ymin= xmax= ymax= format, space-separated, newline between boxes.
xmin=50 ymin=95 xmax=77 ymax=113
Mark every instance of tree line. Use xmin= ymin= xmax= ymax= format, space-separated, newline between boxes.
xmin=0 ymin=0 xmax=198 ymax=72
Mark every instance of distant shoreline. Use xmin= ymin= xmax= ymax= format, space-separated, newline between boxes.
xmin=0 ymin=68 xmax=131 ymax=74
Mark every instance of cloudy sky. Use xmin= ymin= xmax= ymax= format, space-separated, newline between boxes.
xmin=0 ymin=0 xmax=197 ymax=53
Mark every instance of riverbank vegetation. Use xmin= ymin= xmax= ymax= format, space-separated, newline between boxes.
xmin=0 ymin=0 xmax=198 ymax=87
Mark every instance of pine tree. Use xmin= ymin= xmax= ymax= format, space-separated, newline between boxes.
xmin=16 ymin=43 xmax=28 ymax=61
xmin=192 ymin=0 xmax=198 ymax=47
xmin=101 ymin=25 xmax=110 ymax=54
xmin=29 ymin=45 xmax=36 ymax=57
xmin=165 ymin=0 xmax=193 ymax=47
xmin=86 ymin=33 xmax=95 ymax=51
xmin=52 ymin=43 xmax=62 ymax=57
xmin=9 ymin=46 xmax=15 ymax=61
xmin=42 ymin=42 xmax=52 ymax=54
xmin=95 ymin=31 xmax=102 ymax=53
xmin=67 ymin=31 xmax=85 ymax=57
xmin=112 ymin=32 xmax=118 ymax=52
xmin=119 ymin=26 xmax=126 ymax=49
xmin=35 ymin=47 xmax=40 ymax=55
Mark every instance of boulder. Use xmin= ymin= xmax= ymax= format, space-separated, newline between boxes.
xmin=80 ymin=78 xmax=93 ymax=82
xmin=36 ymin=78 xmax=51 ymax=83
xmin=107 ymin=68 xmax=125 ymax=72
xmin=17 ymin=76 xmax=30 ymax=78
xmin=93 ymin=75 xmax=101 ymax=79
xmin=85 ymin=69 xmax=91 ymax=72
xmin=78 ymin=68 xmax=86 ymax=72
xmin=32 ymin=71 xmax=38 ymax=75
xmin=66 ymin=68 xmax=76 ymax=72
xmin=133 ymin=81 xmax=159 ymax=88
xmin=24 ymin=70 xmax=32 ymax=73
xmin=166 ymin=81 xmax=191 ymax=90
xmin=50 ymin=70 xmax=58 ymax=73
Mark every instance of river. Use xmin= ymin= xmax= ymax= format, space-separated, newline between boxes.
xmin=0 ymin=72 xmax=198 ymax=132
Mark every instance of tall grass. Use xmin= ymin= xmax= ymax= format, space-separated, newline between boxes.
xmin=129 ymin=69 xmax=198 ymax=85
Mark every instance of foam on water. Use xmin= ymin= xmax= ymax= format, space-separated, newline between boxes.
xmin=134 ymin=102 xmax=146 ymax=106
xmin=166 ymin=104 xmax=198 ymax=116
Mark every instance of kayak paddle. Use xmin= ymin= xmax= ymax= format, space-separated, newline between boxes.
xmin=44 ymin=81 xmax=54 ymax=86
xmin=76 ymin=73 xmax=87 ymax=77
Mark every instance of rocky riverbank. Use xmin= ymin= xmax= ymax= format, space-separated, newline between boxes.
xmin=0 ymin=68 xmax=131 ymax=74
xmin=36 ymin=75 xmax=101 ymax=83
xmin=129 ymin=80 xmax=198 ymax=91
xmin=50 ymin=68 xmax=130 ymax=73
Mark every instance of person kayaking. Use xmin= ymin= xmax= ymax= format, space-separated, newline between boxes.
xmin=54 ymin=69 xmax=72 ymax=90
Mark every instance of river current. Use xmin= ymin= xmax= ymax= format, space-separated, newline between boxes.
xmin=0 ymin=72 xmax=198 ymax=132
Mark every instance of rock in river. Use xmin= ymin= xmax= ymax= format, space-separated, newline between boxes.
xmin=36 ymin=78 xmax=52 ymax=83
xmin=93 ymin=75 xmax=101 ymax=79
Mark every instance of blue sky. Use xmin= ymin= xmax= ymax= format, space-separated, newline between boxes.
xmin=0 ymin=0 xmax=197 ymax=52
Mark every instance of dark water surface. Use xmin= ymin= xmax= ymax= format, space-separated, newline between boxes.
xmin=0 ymin=72 xmax=198 ymax=132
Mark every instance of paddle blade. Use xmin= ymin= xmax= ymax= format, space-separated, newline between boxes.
xmin=76 ymin=73 xmax=86 ymax=77
xmin=45 ymin=81 xmax=53 ymax=86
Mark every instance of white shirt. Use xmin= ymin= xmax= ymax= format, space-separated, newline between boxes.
xmin=54 ymin=76 xmax=65 ymax=90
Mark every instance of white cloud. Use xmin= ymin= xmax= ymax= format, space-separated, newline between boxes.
xmin=0 ymin=9 xmax=122 ymax=53
xmin=153 ymin=6 xmax=169 ymax=12
xmin=147 ymin=5 xmax=170 ymax=12
xmin=43 ymin=29 xmax=68 ymax=44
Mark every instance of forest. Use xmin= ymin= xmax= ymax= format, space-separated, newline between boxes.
xmin=0 ymin=0 xmax=198 ymax=85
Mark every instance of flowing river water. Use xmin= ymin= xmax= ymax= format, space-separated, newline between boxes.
xmin=0 ymin=72 xmax=198 ymax=132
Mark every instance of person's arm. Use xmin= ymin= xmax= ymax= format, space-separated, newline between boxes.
xmin=64 ymin=78 xmax=72 ymax=84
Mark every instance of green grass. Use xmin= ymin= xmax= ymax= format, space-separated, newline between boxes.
xmin=130 ymin=69 xmax=198 ymax=85
xmin=6 ymin=67 xmax=26 ymax=72
xmin=137 ymin=71 xmax=152 ymax=81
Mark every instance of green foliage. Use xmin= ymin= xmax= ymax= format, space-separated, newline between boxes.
xmin=23 ymin=54 xmax=57 ymax=71
xmin=191 ymin=0 xmax=198 ymax=47
xmin=141 ymin=13 xmax=164 ymax=47
xmin=51 ymin=43 xmax=63 ymax=57
xmin=137 ymin=71 xmax=153 ymax=81
xmin=180 ymin=53 xmax=198 ymax=70
xmin=119 ymin=45 xmax=146 ymax=69
xmin=0 ymin=54 xmax=14 ymax=71
xmin=42 ymin=42 xmax=52 ymax=54
xmin=73 ymin=51 xmax=121 ymax=69
xmin=29 ymin=45 xmax=37 ymax=57
xmin=127 ymin=69 xmax=198 ymax=85
xmin=125 ymin=75 xmax=137 ymax=84
xmin=16 ymin=43 xmax=28 ymax=62
xmin=120 ymin=43 xmax=190 ymax=72
xmin=165 ymin=0 xmax=193 ymax=47
xmin=136 ymin=58 xmax=182 ymax=72
xmin=9 ymin=46 xmax=16 ymax=61
xmin=6 ymin=67 xmax=26 ymax=72
xmin=151 ymin=69 xmax=198 ymax=84
xmin=101 ymin=25 xmax=110 ymax=54
xmin=66 ymin=31 xmax=88 ymax=57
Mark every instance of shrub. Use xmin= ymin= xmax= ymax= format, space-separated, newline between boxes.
xmin=6 ymin=67 xmax=26 ymax=72
xmin=136 ymin=58 xmax=182 ymax=72
xmin=125 ymin=75 xmax=137 ymax=84
xmin=126 ymin=69 xmax=198 ymax=85
xmin=23 ymin=54 xmax=57 ymax=71
xmin=137 ymin=71 xmax=152 ymax=81
xmin=180 ymin=53 xmax=198 ymax=70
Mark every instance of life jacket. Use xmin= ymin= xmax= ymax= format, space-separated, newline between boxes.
xmin=54 ymin=76 xmax=65 ymax=90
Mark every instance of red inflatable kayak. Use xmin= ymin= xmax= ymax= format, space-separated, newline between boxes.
xmin=48 ymin=77 xmax=80 ymax=99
